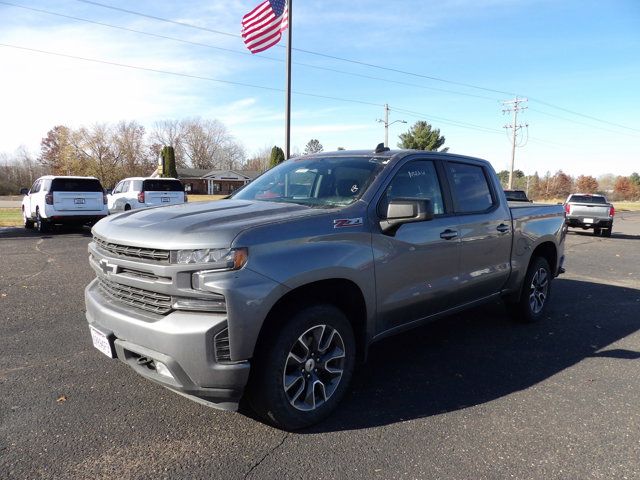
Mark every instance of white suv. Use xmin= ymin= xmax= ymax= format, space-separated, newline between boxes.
xmin=107 ymin=177 xmax=187 ymax=214
xmin=21 ymin=176 xmax=108 ymax=233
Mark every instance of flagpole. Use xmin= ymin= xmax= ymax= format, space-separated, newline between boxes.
xmin=284 ymin=0 xmax=292 ymax=159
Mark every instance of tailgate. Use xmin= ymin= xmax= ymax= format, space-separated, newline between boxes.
xmin=568 ymin=203 xmax=610 ymax=218
xmin=145 ymin=191 xmax=184 ymax=206
xmin=53 ymin=192 xmax=103 ymax=211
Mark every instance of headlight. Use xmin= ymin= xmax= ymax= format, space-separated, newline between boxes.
xmin=172 ymin=247 xmax=248 ymax=270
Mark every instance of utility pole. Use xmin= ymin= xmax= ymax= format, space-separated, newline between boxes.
xmin=502 ymin=97 xmax=528 ymax=189
xmin=376 ymin=104 xmax=406 ymax=148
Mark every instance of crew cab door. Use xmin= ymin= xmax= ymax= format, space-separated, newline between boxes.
xmin=444 ymin=161 xmax=512 ymax=303
xmin=27 ymin=179 xmax=42 ymax=217
xmin=372 ymin=158 xmax=461 ymax=333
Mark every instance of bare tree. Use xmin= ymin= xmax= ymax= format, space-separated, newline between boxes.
xmin=113 ymin=121 xmax=154 ymax=178
xmin=244 ymin=145 xmax=273 ymax=173
xmin=179 ymin=118 xmax=246 ymax=170
xmin=151 ymin=120 xmax=186 ymax=167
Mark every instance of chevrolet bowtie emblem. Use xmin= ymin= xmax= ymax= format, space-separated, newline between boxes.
xmin=99 ymin=259 xmax=117 ymax=275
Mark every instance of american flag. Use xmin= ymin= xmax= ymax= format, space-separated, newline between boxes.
xmin=241 ymin=0 xmax=288 ymax=54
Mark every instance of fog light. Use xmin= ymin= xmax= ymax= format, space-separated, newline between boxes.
xmin=155 ymin=361 xmax=174 ymax=379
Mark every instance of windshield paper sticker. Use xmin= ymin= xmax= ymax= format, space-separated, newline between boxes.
xmin=333 ymin=218 xmax=363 ymax=228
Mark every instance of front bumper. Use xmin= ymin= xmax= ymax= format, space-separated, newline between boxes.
xmin=85 ymin=279 xmax=250 ymax=410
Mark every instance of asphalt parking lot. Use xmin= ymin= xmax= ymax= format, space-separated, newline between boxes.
xmin=1 ymin=213 xmax=639 ymax=480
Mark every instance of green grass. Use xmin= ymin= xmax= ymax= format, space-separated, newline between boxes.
xmin=188 ymin=194 xmax=228 ymax=202
xmin=0 ymin=208 xmax=22 ymax=227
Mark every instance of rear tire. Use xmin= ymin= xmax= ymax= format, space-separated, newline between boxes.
xmin=602 ymin=227 xmax=612 ymax=237
xmin=36 ymin=209 xmax=49 ymax=233
xmin=247 ymin=304 xmax=356 ymax=430
xmin=506 ymin=257 xmax=552 ymax=323
xmin=124 ymin=204 xmax=131 ymax=211
xmin=23 ymin=209 xmax=34 ymax=229
xmin=593 ymin=227 xmax=601 ymax=236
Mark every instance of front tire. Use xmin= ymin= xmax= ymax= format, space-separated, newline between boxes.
xmin=507 ymin=257 xmax=552 ymax=323
xmin=247 ymin=304 xmax=356 ymax=430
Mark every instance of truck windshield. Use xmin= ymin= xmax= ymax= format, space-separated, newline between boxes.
xmin=232 ymin=156 xmax=386 ymax=207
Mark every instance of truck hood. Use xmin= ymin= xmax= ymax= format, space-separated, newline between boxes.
xmin=92 ymin=199 xmax=324 ymax=249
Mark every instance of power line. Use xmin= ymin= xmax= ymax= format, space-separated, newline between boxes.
xmin=0 ymin=1 xmax=500 ymax=103
xmin=73 ymin=0 xmax=640 ymax=134
xmin=0 ymin=43 xmax=624 ymax=156
xmin=0 ymin=42 xmax=509 ymax=142
xmin=0 ymin=42 xmax=382 ymax=108
xmin=391 ymin=107 xmax=504 ymax=135
xmin=529 ymin=97 xmax=640 ymax=133
xmin=74 ymin=0 xmax=516 ymax=97
xmin=528 ymin=107 xmax=640 ymax=139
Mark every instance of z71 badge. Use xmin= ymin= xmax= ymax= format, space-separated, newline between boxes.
xmin=333 ymin=217 xmax=363 ymax=228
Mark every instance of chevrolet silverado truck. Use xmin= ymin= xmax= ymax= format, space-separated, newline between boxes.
xmin=85 ymin=148 xmax=566 ymax=430
xmin=564 ymin=193 xmax=614 ymax=237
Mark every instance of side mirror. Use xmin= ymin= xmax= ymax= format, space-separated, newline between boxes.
xmin=380 ymin=198 xmax=434 ymax=234
xmin=20 ymin=188 xmax=29 ymax=195
xmin=105 ymin=188 xmax=113 ymax=195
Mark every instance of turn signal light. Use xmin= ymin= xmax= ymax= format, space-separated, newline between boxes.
xmin=609 ymin=206 xmax=615 ymax=217
xmin=137 ymin=191 xmax=145 ymax=203
xmin=45 ymin=193 xmax=53 ymax=205
xmin=563 ymin=204 xmax=570 ymax=215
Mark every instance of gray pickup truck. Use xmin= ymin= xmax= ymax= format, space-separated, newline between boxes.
xmin=564 ymin=193 xmax=615 ymax=236
xmin=85 ymin=148 xmax=566 ymax=429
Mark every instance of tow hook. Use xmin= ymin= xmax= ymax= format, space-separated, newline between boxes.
xmin=136 ymin=356 xmax=153 ymax=366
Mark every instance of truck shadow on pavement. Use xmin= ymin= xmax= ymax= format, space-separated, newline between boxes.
xmin=304 ymin=278 xmax=640 ymax=433
xmin=0 ymin=226 xmax=92 ymax=239
xmin=568 ymin=231 xmax=640 ymax=240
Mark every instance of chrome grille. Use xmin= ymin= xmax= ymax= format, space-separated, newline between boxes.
xmin=214 ymin=328 xmax=231 ymax=362
xmin=94 ymin=236 xmax=170 ymax=263
xmin=98 ymin=278 xmax=172 ymax=315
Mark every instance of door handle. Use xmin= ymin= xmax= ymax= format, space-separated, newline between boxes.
xmin=440 ymin=229 xmax=458 ymax=240
xmin=496 ymin=223 xmax=510 ymax=233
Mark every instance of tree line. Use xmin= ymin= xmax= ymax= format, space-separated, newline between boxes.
xmin=498 ymin=170 xmax=640 ymax=201
xmin=0 ymin=117 xmax=246 ymax=194
xmin=1 ymin=119 xmax=638 ymax=201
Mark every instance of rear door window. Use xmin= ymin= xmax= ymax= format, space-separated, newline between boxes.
xmin=446 ymin=162 xmax=495 ymax=213
xmin=142 ymin=180 xmax=183 ymax=192
xmin=50 ymin=178 xmax=103 ymax=192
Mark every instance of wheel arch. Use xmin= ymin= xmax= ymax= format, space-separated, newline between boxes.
xmin=254 ymin=278 xmax=369 ymax=362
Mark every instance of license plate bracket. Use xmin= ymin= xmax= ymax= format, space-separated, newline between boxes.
xmin=161 ymin=197 xmax=170 ymax=203
xmin=74 ymin=198 xmax=85 ymax=204
xmin=583 ymin=218 xmax=594 ymax=224
xmin=90 ymin=326 xmax=115 ymax=358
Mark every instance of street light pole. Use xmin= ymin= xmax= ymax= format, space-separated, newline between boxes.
xmin=377 ymin=104 xmax=406 ymax=148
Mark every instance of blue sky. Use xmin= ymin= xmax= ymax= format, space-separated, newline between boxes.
xmin=1 ymin=0 xmax=638 ymax=176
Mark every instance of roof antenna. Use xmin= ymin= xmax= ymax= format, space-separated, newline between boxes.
xmin=374 ymin=143 xmax=390 ymax=154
